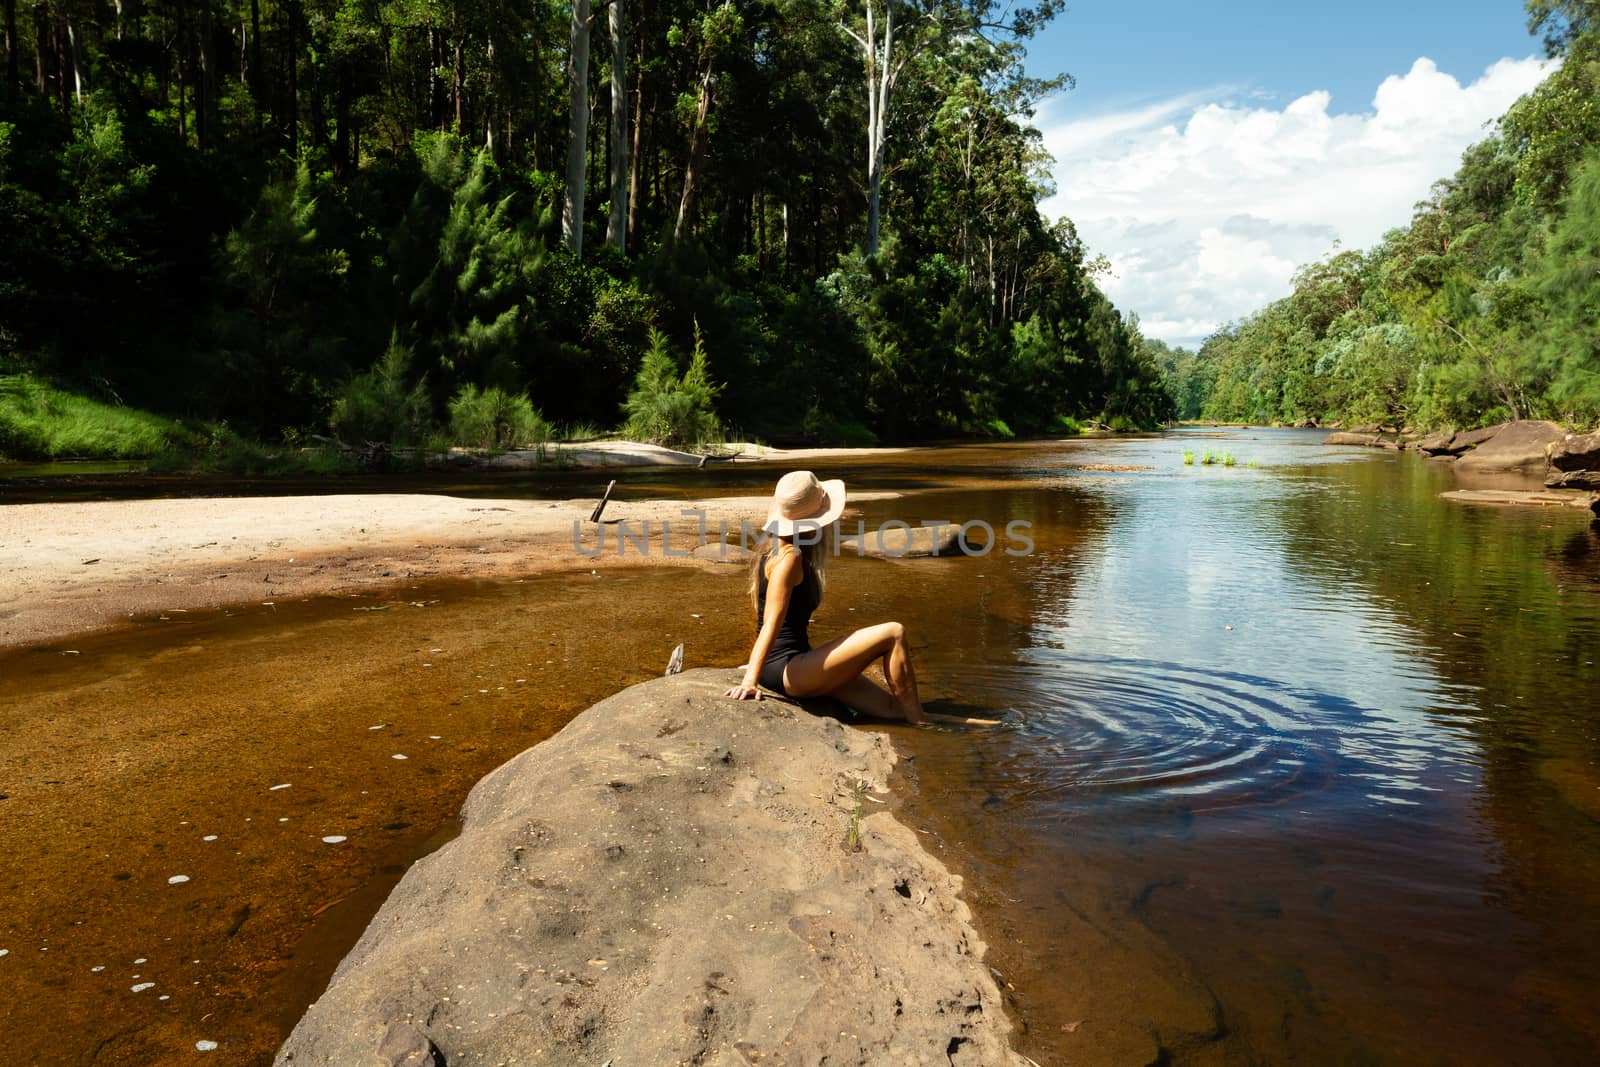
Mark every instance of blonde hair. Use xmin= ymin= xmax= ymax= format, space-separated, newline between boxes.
xmin=746 ymin=531 xmax=828 ymax=622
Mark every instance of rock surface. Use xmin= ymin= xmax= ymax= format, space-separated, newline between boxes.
xmin=276 ymin=669 xmax=1022 ymax=1066
xmin=1440 ymin=488 xmax=1600 ymax=511
xmin=1323 ymin=431 xmax=1382 ymax=447
xmin=837 ymin=523 xmax=966 ymax=558
xmin=1453 ymin=420 xmax=1567 ymax=474
xmin=1548 ymin=431 xmax=1600 ymax=473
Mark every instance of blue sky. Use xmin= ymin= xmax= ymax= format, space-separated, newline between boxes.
xmin=1020 ymin=1 xmax=1553 ymax=346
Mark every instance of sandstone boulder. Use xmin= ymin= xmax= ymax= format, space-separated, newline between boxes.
xmin=1549 ymin=431 xmax=1600 ymax=473
xmin=1417 ymin=430 xmax=1457 ymax=455
xmin=1323 ymin=431 xmax=1381 ymax=447
xmin=276 ymin=670 xmax=1022 ymax=1067
xmin=1546 ymin=469 xmax=1600 ymax=491
xmin=837 ymin=523 xmax=966 ymax=558
xmin=1453 ymin=420 xmax=1567 ymax=474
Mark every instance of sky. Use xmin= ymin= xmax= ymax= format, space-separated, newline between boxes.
xmin=1023 ymin=1 xmax=1556 ymax=347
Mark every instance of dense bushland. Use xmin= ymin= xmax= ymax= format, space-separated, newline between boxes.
xmin=0 ymin=0 xmax=1172 ymax=461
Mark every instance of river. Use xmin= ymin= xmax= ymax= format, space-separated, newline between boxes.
xmin=2 ymin=429 xmax=1597 ymax=1063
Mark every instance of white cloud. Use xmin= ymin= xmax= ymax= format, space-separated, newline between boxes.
xmin=1037 ymin=56 xmax=1556 ymax=347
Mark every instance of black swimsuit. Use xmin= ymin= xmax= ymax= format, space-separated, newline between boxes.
xmin=755 ymin=550 xmax=819 ymax=696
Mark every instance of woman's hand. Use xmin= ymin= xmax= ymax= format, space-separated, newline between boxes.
xmin=725 ymin=683 xmax=764 ymax=700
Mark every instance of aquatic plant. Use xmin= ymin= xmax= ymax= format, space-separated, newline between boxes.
xmin=1222 ymin=451 xmax=1236 ymax=467
xmin=1183 ymin=449 xmax=1195 ymax=465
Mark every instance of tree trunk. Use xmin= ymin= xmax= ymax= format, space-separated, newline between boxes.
xmin=853 ymin=0 xmax=897 ymax=257
xmin=66 ymin=12 xmax=83 ymax=102
xmin=625 ymin=34 xmax=644 ymax=250
xmin=249 ymin=0 xmax=260 ymax=99
xmin=30 ymin=1 xmax=42 ymax=97
xmin=4 ymin=0 xmax=18 ymax=103
xmin=333 ymin=59 xmax=351 ymax=178
xmin=198 ymin=6 xmax=216 ymax=147
xmin=673 ymin=61 xmax=713 ymax=243
xmin=604 ymin=0 xmax=628 ymax=252
xmin=452 ymin=10 xmax=463 ymax=134
xmin=562 ymin=0 xmax=591 ymax=256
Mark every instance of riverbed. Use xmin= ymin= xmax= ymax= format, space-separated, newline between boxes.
xmin=2 ymin=429 xmax=1597 ymax=1064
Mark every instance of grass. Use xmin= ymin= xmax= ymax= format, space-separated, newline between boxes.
xmin=846 ymin=779 xmax=864 ymax=852
xmin=1184 ymin=448 xmax=1242 ymax=469
xmin=0 ymin=374 xmax=188 ymax=460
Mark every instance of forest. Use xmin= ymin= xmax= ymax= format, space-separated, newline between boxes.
xmin=1171 ymin=1 xmax=1600 ymax=432
xmin=0 ymin=0 xmax=1175 ymax=462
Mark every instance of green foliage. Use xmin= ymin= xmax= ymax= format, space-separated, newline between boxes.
xmin=623 ymin=325 xmax=724 ymax=447
xmin=1182 ymin=449 xmax=1195 ymax=466
xmin=0 ymin=374 xmax=185 ymax=459
xmin=1195 ymin=38 xmax=1600 ymax=434
xmin=803 ymin=407 xmax=880 ymax=447
xmin=447 ymin=385 xmax=551 ymax=450
xmin=330 ymin=338 xmax=433 ymax=446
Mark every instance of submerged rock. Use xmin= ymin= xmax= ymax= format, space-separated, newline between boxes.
xmin=276 ymin=669 xmax=1022 ymax=1066
xmin=837 ymin=523 xmax=965 ymax=558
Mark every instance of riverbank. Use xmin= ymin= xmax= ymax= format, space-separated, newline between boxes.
xmin=276 ymin=668 xmax=1024 ymax=1065
xmin=0 ymin=488 xmax=905 ymax=649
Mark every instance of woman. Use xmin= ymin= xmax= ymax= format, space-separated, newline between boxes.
xmin=724 ymin=470 xmax=925 ymax=723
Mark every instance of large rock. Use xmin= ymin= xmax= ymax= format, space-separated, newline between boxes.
xmin=837 ymin=523 xmax=966 ymax=558
xmin=277 ymin=669 xmax=1022 ymax=1067
xmin=1453 ymin=420 xmax=1567 ymax=474
xmin=1416 ymin=429 xmax=1457 ymax=455
xmin=1323 ymin=431 xmax=1381 ymax=447
xmin=1546 ymin=469 xmax=1600 ymax=490
xmin=1549 ymin=431 xmax=1600 ymax=473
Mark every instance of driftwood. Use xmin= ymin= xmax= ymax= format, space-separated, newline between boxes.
xmin=588 ymin=479 xmax=617 ymax=523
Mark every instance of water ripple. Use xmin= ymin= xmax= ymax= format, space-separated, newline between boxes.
xmin=936 ymin=656 xmax=1358 ymax=815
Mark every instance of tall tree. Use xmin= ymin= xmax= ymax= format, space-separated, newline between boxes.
xmin=563 ymin=0 xmax=592 ymax=255
xmin=605 ymin=0 xmax=628 ymax=251
xmin=672 ymin=1 xmax=743 ymax=243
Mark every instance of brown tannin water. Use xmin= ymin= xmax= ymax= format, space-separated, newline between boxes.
xmin=2 ymin=430 xmax=1597 ymax=1064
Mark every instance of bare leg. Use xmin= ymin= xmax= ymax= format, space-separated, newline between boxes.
xmin=827 ymin=673 xmax=903 ymax=720
xmin=883 ymin=631 xmax=924 ymax=721
xmin=783 ymin=621 xmax=923 ymax=723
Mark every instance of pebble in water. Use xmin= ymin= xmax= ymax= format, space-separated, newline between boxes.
xmin=134 ymin=958 xmax=147 ymax=964
xmin=269 ymin=783 xmax=291 ymax=791
xmin=392 ymin=754 xmax=408 ymax=760
xmin=368 ymin=724 xmax=385 ymax=731
xmin=0 ymin=949 xmax=8 ymax=957
xmin=130 ymin=982 xmax=155 ymax=993
xmin=321 ymin=836 xmax=347 ymax=844
xmin=196 ymin=1041 xmax=218 ymax=1052
xmin=168 ymin=875 xmax=190 ymax=885
xmin=91 ymin=965 xmax=104 ymax=972
xmin=203 ymin=835 xmax=218 ymax=842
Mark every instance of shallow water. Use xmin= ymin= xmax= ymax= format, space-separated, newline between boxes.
xmin=2 ymin=431 xmax=1598 ymax=1063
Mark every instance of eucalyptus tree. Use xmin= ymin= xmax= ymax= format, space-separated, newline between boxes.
xmin=563 ymin=0 xmax=592 ymax=255
xmin=605 ymin=0 xmax=628 ymax=251
xmin=835 ymin=0 xmax=1061 ymax=256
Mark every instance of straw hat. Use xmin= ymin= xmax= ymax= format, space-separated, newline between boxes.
xmin=764 ymin=470 xmax=846 ymax=536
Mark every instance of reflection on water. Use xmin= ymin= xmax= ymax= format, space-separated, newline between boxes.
xmin=3 ymin=429 xmax=1598 ymax=1064
xmin=886 ymin=430 xmax=1600 ymax=1064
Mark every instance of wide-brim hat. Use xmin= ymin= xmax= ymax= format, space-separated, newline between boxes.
xmin=764 ymin=470 xmax=847 ymax=537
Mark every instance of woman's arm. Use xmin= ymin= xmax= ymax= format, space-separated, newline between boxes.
xmin=726 ymin=548 xmax=800 ymax=699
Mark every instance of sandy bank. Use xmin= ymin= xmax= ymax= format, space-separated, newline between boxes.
xmin=275 ymin=668 xmax=1022 ymax=1065
xmin=0 ymin=491 xmax=877 ymax=649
